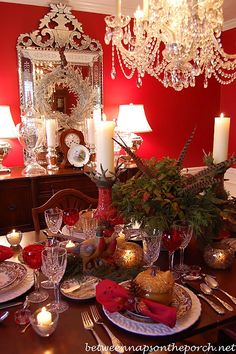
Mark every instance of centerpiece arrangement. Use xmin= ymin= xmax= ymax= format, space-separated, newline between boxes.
xmin=112 ymin=129 xmax=236 ymax=244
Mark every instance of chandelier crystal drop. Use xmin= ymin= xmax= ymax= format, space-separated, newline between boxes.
xmin=105 ymin=0 xmax=236 ymax=91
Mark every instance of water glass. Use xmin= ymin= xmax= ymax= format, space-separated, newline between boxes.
xmin=173 ymin=222 xmax=193 ymax=273
xmin=42 ymin=207 xmax=63 ymax=289
xmin=142 ymin=229 xmax=162 ymax=267
xmin=41 ymin=246 xmax=68 ymax=313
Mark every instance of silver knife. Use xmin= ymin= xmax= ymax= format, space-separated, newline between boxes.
xmin=0 ymin=301 xmax=23 ymax=310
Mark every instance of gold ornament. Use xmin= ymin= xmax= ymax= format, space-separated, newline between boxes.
xmin=114 ymin=242 xmax=143 ymax=268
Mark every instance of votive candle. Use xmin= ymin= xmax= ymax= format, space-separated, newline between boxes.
xmin=36 ymin=307 xmax=52 ymax=327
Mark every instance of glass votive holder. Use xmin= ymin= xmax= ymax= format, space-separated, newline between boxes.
xmin=203 ymin=242 xmax=234 ymax=270
xmin=14 ymin=309 xmax=31 ymax=326
xmin=29 ymin=307 xmax=59 ymax=337
xmin=6 ymin=230 xmax=22 ymax=247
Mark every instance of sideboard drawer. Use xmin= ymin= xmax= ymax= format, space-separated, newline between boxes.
xmin=35 ymin=174 xmax=98 ymax=205
xmin=0 ymin=180 xmax=33 ymax=234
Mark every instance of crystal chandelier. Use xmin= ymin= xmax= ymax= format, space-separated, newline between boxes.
xmin=104 ymin=0 xmax=236 ymax=91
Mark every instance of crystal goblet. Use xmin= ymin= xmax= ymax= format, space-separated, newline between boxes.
xmin=41 ymin=207 xmax=63 ymax=289
xmin=141 ymin=229 xmax=162 ymax=267
xmin=41 ymin=247 xmax=68 ymax=313
xmin=63 ymin=208 xmax=79 ymax=238
xmin=162 ymin=226 xmax=183 ymax=279
xmin=22 ymin=244 xmax=49 ymax=303
xmin=173 ymin=223 xmax=193 ymax=274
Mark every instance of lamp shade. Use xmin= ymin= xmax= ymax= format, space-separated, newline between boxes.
xmin=0 ymin=106 xmax=17 ymax=138
xmin=117 ymin=104 xmax=152 ymax=133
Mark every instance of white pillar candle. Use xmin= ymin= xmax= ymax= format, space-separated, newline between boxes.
xmin=96 ymin=121 xmax=115 ymax=175
xmin=37 ymin=307 xmax=52 ymax=327
xmin=45 ymin=118 xmax=57 ymax=147
xmin=116 ymin=0 xmax=121 ymax=18
xmin=86 ymin=118 xmax=95 ymax=145
xmin=93 ymin=108 xmax=102 ymax=122
xmin=212 ymin=113 xmax=230 ymax=163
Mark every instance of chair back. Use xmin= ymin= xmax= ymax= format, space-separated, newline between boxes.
xmin=32 ymin=188 xmax=98 ymax=234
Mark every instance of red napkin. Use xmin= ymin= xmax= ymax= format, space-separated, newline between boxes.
xmin=0 ymin=246 xmax=14 ymax=262
xmin=96 ymin=279 xmax=177 ymax=328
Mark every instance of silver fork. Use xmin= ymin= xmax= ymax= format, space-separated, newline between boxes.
xmin=90 ymin=305 xmax=124 ymax=354
xmin=81 ymin=311 xmax=111 ymax=354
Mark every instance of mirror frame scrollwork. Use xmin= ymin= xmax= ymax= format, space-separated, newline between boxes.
xmin=17 ymin=2 xmax=103 ymax=131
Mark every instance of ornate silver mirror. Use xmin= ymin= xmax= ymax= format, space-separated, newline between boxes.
xmin=17 ymin=3 xmax=103 ymax=132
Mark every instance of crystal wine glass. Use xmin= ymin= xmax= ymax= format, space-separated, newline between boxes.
xmin=22 ymin=244 xmax=49 ymax=303
xmin=41 ymin=207 xmax=63 ymax=289
xmin=63 ymin=208 xmax=79 ymax=238
xmin=173 ymin=223 xmax=193 ymax=274
xmin=162 ymin=226 xmax=183 ymax=279
xmin=142 ymin=229 xmax=162 ymax=267
xmin=41 ymin=246 xmax=68 ymax=313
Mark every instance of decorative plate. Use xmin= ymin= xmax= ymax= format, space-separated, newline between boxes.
xmin=67 ymin=144 xmax=90 ymax=168
xmin=0 ymin=261 xmax=27 ymax=294
xmin=122 ymin=282 xmax=192 ymax=322
xmin=103 ymin=285 xmax=201 ymax=336
xmin=0 ymin=263 xmax=17 ymax=290
xmin=60 ymin=276 xmax=99 ymax=300
xmin=0 ymin=262 xmax=33 ymax=303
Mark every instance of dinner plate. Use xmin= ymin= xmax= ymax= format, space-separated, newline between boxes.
xmin=103 ymin=285 xmax=201 ymax=336
xmin=0 ymin=262 xmax=34 ymax=303
xmin=60 ymin=276 xmax=99 ymax=300
xmin=0 ymin=263 xmax=17 ymax=290
xmin=124 ymin=283 xmax=192 ymax=321
xmin=0 ymin=261 xmax=27 ymax=294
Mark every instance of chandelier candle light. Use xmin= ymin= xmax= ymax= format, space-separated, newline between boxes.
xmin=105 ymin=0 xmax=236 ymax=91
xmin=212 ymin=113 xmax=230 ymax=163
xmin=45 ymin=117 xmax=58 ymax=171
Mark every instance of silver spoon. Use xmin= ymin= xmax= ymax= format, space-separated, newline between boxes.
xmin=205 ymin=275 xmax=236 ymax=305
xmin=0 ymin=311 xmax=9 ymax=322
xmin=200 ymin=283 xmax=233 ymax=311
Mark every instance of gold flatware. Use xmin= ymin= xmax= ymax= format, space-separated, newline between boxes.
xmin=90 ymin=305 xmax=124 ymax=354
xmin=81 ymin=311 xmax=111 ymax=354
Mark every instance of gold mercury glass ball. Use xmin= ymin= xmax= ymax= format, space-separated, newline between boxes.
xmin=114 ymin=242 xmax=143 ymax=268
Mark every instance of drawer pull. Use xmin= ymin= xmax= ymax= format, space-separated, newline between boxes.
xmin=8 ymin=204 xmax=17 ymax=211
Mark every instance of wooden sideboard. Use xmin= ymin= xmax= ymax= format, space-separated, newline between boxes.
xmin=0 ymin=166 xmax=137 ymax=235
xmin=0 ymin=166 xmax=99 ymax=234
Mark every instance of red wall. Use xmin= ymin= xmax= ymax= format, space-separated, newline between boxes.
xmin=220 ymin=28 xmax=236 ymax=158
xmin=0 ymin=2 xmax=222 ymax=168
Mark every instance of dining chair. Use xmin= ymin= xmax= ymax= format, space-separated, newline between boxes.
xmin=32 ymin=188 xmax=98 ymax=234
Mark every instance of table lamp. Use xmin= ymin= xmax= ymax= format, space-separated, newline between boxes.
xmin=0 ymin=106 xmax=17 ymax=173
xmin=116 ymin=104 xmax=152 ymax=163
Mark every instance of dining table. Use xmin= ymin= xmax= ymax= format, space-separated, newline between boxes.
xmin=0 ymin=230 xmax=236 ymax=354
